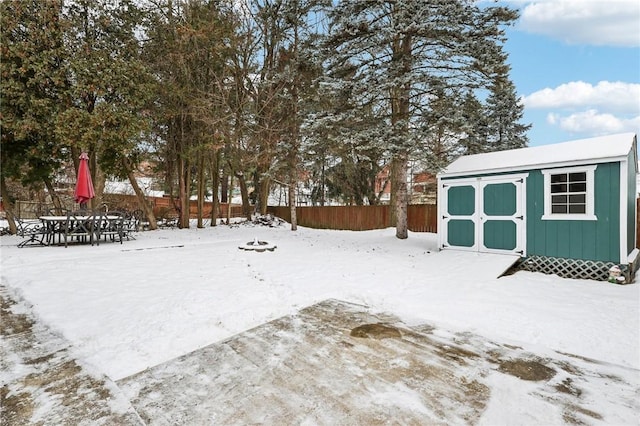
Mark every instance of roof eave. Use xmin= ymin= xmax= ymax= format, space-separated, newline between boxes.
xmin=438 ymin=154 xmax=631 ymax=179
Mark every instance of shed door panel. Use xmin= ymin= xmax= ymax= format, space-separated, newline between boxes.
xmin=481 ymin=181 xmax=520 ymax=252
xmin=483 ymin=183 xmax=516 ymax=216
xmin=483 ymin=219 xmax=517 ymax=250
xmin=448 ymin=185 xmax=475 ymax=215
xmin=448 ymin=219 xmax=475 ymax=247
xmin=443 ymin=184 xmax=477 ymax=251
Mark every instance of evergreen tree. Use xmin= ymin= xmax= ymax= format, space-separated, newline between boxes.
xmin=418 ymin=83 xmax=465 ymax=173
xmin=55 ymin=0 xmax=154 ymax=211
xmin=0 ymin=0 xmax=68 ymax=226
xmin=322 ymin=0 xmax=518 ymax=239
xmin=458 ymin=90 xmax=489 ymax=155
xmin=303 ymin=55 xmax=386 ymax=206
xmin=143 ymin=0 xmax=236 ymax=228
xmin=485 ymin=71 xmax=531 ymax=151
xmin=216 ymin=0 xmax=328 ymax=226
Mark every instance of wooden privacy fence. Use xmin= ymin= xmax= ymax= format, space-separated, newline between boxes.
xmin=152 ymin=196 xmax=245 ymax=219
xmin=106 ymin=196 xmax=438 ymax=232
xmin=103 ymin=194 xmax=245 ymax=219
xmin=105 ymin=195 xmax=439 ymax=232
xmin=267 ymin=204 xmax=438 ymax=233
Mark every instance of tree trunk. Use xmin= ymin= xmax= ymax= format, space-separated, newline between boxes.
xmin=389 ymin=32 xmax=412 ymax=239
xmin=392 ymin=153 xmax=408 ymax=239
xmin=252 ymin=164 xmax=270 ymax=216
xmin=389 ymin=162 xmax=397 ymax=228
xmin=209 ymin=149 xmax=220 ymax=226
xmin=289 ymin=20 xmax=300 ymax=231
xmin=220 ymin=172 xmax=228 ymax=203
xmin=289 ymin=182 xmax=297 ymax=231
xmin=1 ymin=174 xmax=17 ymax=234
xmin=235 ymin=172 xmax=251 ymax=221
xmin=226 ymin=175 xmax=233 ymax=224
xmin=88 ymin=151 xmax=105 ymax=211
xmin=43 ymin=177 xmax=64 ymax=214
xmin=178 ymin=157 xmax=191 ymax=229
xmin=258 ymin=174 xmax=270 ymax=215
xmin=197 ymin=153 xmax=205 ymax=228
xmin=122 ymin=157 xmax=157 ymax=230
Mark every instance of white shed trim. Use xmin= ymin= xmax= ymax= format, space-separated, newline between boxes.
xmin=620 ymin=157 xmax=629 ymax=264
xmin=439 ymin=133 xmax=636 ymax=179
xmin=540 ymin=165 xmax=597 ymax=221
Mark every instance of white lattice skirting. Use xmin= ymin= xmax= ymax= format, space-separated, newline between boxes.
xmin=514 ymin=255 xmax=629 ymax=282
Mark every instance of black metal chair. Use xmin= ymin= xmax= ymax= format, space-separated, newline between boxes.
xmin=95 ymin=211 xmax=125 ymax=244
xmin=43 ymin=208 xmax=70 ymax=244
xmin=63 ymin=211 xmax=96 ymax=247
xmin=7 ymin=211 xmax=48 ymax=248
xmin=131 ymin=209 xmax=149 ymax=231
xmin=121 ymin=211 xmax=138 ymax=240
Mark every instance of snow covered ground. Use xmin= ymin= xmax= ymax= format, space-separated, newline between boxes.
xmin=1 ymin=219 xmax=638 ymax=424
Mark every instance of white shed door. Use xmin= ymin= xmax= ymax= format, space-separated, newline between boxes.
xmin=441 ymin=175 xmax=526 ymax=255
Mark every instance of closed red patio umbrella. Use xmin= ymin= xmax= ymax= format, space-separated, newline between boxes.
xmin=74 ymin=152 xmax=95 ymax=210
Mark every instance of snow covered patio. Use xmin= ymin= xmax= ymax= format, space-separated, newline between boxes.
xmin=119 ymin=299 xmax=637 ymax=425
xmin=1 ymin=220 xmax=639 ymax=424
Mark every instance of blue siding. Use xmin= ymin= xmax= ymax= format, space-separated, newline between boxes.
xmin=526 ymin=163 xmax=621 ymax=262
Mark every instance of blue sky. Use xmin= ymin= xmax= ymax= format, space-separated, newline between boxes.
xmin=496 ymin=0 xmax=640 ymax=146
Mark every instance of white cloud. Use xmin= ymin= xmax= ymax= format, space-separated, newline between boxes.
xmin=523 ymin=81 xmax=640 ymax=113
xmin=529 ymin=81 xmax=640 ymax=135
xmin=547 ymin=110 xmax=640 ymax=135
xmin=519 ymin=0 xmax=640 ymax=47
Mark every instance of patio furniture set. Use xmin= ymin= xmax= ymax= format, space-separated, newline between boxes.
xmin=9 ymin=209 xmax=140 ymax=248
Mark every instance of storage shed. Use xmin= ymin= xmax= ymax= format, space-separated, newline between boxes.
xmin=437 ymin=133 xmax=639 ymax=281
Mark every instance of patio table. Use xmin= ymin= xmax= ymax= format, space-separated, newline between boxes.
xmin=40 ymin=215 xmax=84 ymax=246
xmin=39 ymin=214 xmax=120 ymax=246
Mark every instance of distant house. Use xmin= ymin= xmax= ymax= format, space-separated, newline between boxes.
xmin=437 ymin=133 xmax=639 ymax=282
xmin=410 ymin=172 xmax=437 ymax=204
xmin=104 ymin=177 xmax=164 ymax=198
xmin=103 ymin=161 xmax=164 ymax=198
xmin=374 ymin=166 xmax=436 ymax=204
xmin=374 ymin=165 xmax=392 ymax=203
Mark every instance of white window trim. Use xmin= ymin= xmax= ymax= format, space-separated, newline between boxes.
xmin=541 ymin=165 xmax=597 ymax=221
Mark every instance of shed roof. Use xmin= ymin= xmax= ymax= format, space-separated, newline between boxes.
xmin=439 ymin=133 xmax=637 ymax=178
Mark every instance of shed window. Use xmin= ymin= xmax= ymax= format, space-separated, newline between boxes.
xmin=542 ymin=166 xmax=597 ymax=221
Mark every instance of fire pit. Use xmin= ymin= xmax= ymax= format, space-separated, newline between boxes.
xmin=238 ymin=237 xmax=277 ymax=252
